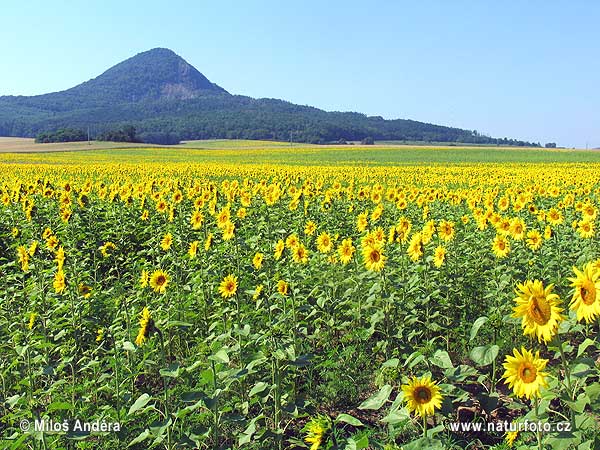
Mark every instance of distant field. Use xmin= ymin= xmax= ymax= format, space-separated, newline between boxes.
xmin=0 ymin=137 xmax=599 ymax=164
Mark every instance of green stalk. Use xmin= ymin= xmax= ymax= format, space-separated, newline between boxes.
xmin=534 ymin=398 xmax=542 ymax=450
xmin=422 ymin=413 xmax=427 ymax=439
xmin=158 ymin=330 xmax=172 ymax=449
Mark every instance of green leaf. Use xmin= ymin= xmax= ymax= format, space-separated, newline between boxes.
xmin=128 ymin=429 xmax=151 ymax=446
xmin=249 ymin=382 xmax=269 ymax=397
xmin=470 ymin=316 xmax=488 ymax=341
xmin=380 ymin=408 xmax=410 ymax=425
xmin=128 ymin=393 xmax=152 ymax=415
xmin=344 ymin=434 xmax=369 ymax=450
xmin=335 ymin=414 xmax=364 ymax=426
xmin=210 ymin=349 xmax=230 ymax=364
xmin=358 ymin=384 xmax=392 ymax=410
xmin=577 ymin=338 xmax=597 ymax=357
xmin=470 ymin=344 xmax=499 ymax=366
xmin=431 ymin=350 xmax=453 ymax=369
xmin=159 ymin=364 xmax=181 ymax=378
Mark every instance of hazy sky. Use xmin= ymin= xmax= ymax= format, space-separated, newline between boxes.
xmin=1 ymin=1 xmax=598 ymax=148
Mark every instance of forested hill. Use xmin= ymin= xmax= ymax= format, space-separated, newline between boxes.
xmin=0 ymin=48 xmax=537 ymax=145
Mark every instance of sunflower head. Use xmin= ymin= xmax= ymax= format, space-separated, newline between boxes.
xmin=568 ymin=263 xmax=600 ymax=323
xmin=135 ymin=307 xmax=155 ymax=346
xmin=303 ymin=415 xmax=330 ymax=450
xmin=150 ymin=270 xmax=169 ymax=294
xmin=502 ymin=347 xmax=549 ymax=399
xmin=401 ymin=375 xmax=443 ymax=418
xmin=512 ymin=279 xmax=564 ymax=343
xmin=219 ymin=274 xmax=238 ymax=298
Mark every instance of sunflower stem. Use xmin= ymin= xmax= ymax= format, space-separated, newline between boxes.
xmin=422 ymin=413 xmax=427 ymax=438
xmin=534 ymin=398 xmax=542 ymax=450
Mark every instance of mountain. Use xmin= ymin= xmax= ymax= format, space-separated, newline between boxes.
xmin=0 ymin=48 xmax=537 ymax=146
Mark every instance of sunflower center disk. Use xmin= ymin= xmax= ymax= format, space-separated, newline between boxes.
xmin=415 ymin=387 xmax=432 ymax=404
xmin=519 ymin=363 xmax=537 ymax=383
xmin=580 ymin=281 xmax=596 ymax=306
xmin=528 ymin=296 xmax=551 ymax=325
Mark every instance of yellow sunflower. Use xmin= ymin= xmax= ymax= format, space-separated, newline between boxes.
xmin=407 ymin=232 xmax=423 ymax=262
xmin=437 ymin=220 xmax=455 ymax=242
xmin=304 ymin=415 xmax=329 ymax=450
xmin=292 ymin=244 xmax=309 ymax=264
xmin=188 ymin=240 xmax=199 ymax=258
xmin=140 ymin=269 xmax=149 ymax=288
xmin=577 ymin=220 xmax=595 ymax=239
xmin=316 ymin=232 xmax=333 ymax=253
xmin=135 ymin=307 xmax=154 ymax=346
xmin=304 ymin=220 xmax=317 ymax=236
xmin=190 ymin=210 xmax=204 ymax=230
xmin=506 ymin=430 xmax=519 ymax=447
xmin=433 ymin=245 xmax=446 ymax=268
xmin=502 ymin=347 xmax=549 ymax=399
xmin=525 ymin=229 xmax=542 ymax=251
xmin=252 ymin=252 xmax=264 ymax=270
xmin=492 ymin=234 xmax=510 ymax=258
xmin=53 ymin=270 xmax=66 ymax=294
xmin=150 ymin=269 xmax=169 ymax=294
xmin=160 ymin=233 xmax=172 ymax=251
xmin=337 ymin=238 xmax=355 ymax=265
xmin=401 ymin=375 xmax=443 ymax=418
xmin=274 ymin=239 xmax=285 ymax=260
xmin=277 ymin=280 xmax=289 ymax=296
xmin=219 ymin=274 xmax=238 ymax=298
xmin=362 ymin=244 xmax=385 ymax=272
xmin=568 ymin=263 xmax=600 ymax=323
xmin=512 ymin=280 xmax=564 ymax=343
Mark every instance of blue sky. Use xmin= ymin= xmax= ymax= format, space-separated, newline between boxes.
xmin=1 ymin=1 xmax=598 ymax=148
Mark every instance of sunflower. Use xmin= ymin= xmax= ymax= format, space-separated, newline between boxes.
xmin=96 ymin=328 xmax=104 ymax=342
xmin=505 ymin=430 xmax=519 ymax=447
xmin=304 ymin=220 xmax=317 ymax=236
xmin=277 ymin=280 xmax=289 ymax=296
xmin=28 ymin=240 xmax=38 ymax=256
xmin=140 ymin=270 xmax=149 ymax=288
xmin=433 ymin=245 xmax=446 ymax=268
xmin=337 ymin=238 xmax=355 ymax=265
xmin=135 ymin=307 xmax=154 ymax=346
xmin=525 ymin=229 xmax=542 ymax=251
xmin=17 ymin=246 xmax=29 ymax=272
xmin=53 ymin=270 xmax=66 ymax=294
xmin=216 ymin=207 xmax=230 ymax=228
xmin=46 ymin=235 xmax=59 ymax=251
xmin=577 ymin=220 xmax=595 ymax=239
xmin=303 ymin=415 xmax=330 ymax=450
xmin=78 ymin=283 xmax=92 ymax=298
xmin=568 ymin=263 xmax=600 ymax=323
xmin=512 ymin=280 xmax=564 ymax=343
xmin=253 ymin=284 xmax=263 ymax=301
xmin=161 ymin=233 xmax=173 ymax=251
xmin=502 ymin=347 xmax=549 ymax=399
xmin=190 ymin=210 xmax=204 ymax=229
xmin=292 ymin=244 xmax=309 ymax=264
xmin=253 ymin=252 xmax=264 ymax=270
xmin=316 ymin=232 xmax=333 ymax=253
xmin=356 ymin=212 xmax=368 ymax=232
xmin=55 ymin=246 xmax=65 ymax=270
xmin=401 ymin=375 xmax=443 ymax=418
xmin=437 ymin=220 xmax=455 ymax=242
xmin=222 ymin=221 xmax=235 ymax=240
xmin=219 ymin=274 xmax=238 ymax=298
xmin=407 ymin=232 xmax=423 ymax=262
xmin=285 ymin=233 xmax=299 ymax=249
xmin=274 ymin=239 xmax=285 ymax=260
xmin=492 ymin=235 xmax=510 ymax=258
xmin=28 ymin=312 xmax=36 ymax=330
xmin=362 ymin=243 xmax=385 ymax=271
xmin=188 ymin=240 xmax=199 ymax=258
xmin=204 ymin=232 xmax=213 ymax=251
xmin=150 ymin=270 xmax=169 ymax=294
xmin=509 ymin=218 xmax=526 ymax=241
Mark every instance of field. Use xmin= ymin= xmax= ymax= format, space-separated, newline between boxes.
xmin=0 ymin=141 xmax=599 ymax=450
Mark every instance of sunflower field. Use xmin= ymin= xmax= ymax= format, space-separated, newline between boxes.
xmin=0 ymin=154 xmax=599 ymax=450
